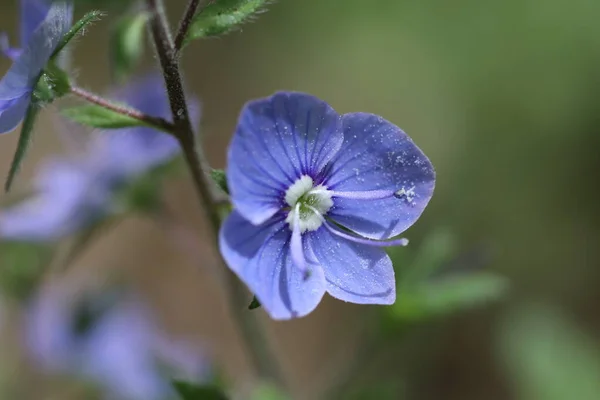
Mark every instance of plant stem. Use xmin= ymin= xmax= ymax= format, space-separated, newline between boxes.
xmin=145 ymin=0 xmax=286 ymax=388
xmin=174 ymin=0 xmax=207 ymax=53
xmin=70 ymin=86 xmax=174 ymax=132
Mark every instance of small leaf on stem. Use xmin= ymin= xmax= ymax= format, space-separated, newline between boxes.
xmin=52 ymin=10 xmax=105 ymax=59
xmin=248 ymin=295 xmax=261 ymax=310
xmin=210 ymin=169 xmax=230 ymax=194
xmin=62 ymin=104 xmax=154 ymax=129
xmin=5 ymin=100 xmax=41 ymax=192
xmin=184 ymin=0 xmax=271 ymax=45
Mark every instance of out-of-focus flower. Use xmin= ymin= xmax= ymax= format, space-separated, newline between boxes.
xmin=26 ymin=284 xmax=209 ymax=400
xmin=0 ymin=0 xmax=73 ymax=133
xmin=220 ymin=92 xmax=435 ymax=319
xmin=0 ymin=74 xmax=200 ymax=242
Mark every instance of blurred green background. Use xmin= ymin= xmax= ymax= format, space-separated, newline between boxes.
xmin=1 ymin=0 xmax=600 ymax=399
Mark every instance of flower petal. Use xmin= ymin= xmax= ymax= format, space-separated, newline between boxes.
xmin=308 ymin=226 xmax=396 ymax=305
xmin=0 ymin=160 xmax=111 ymax=241
xmin=219 ymin=211 xmax=326 ymax=320
xmin=81 ymin=301 xmax=175 ymax=400
xmin=0 ymin=1 xmax=72 ymax=134
xmin=20 ymin=0 xmax=52 ymax=47
xmin=0 ymin=92 xmax=31 ymax=134
xmin=17 ymin=1 xmax=73 ymax=83
xmin=325 ymin=113 xmax=435 ymax=239
xmin=227 ymin=92 xmax=343 ymax=225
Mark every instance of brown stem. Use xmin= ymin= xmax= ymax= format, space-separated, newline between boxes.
xmin=174 ymin=0 xmax=211 ymax=53
xmin=145 ymin=0 xmax=287 ymax=388
xmin=70 ymin=86 xmax=174 ymax=133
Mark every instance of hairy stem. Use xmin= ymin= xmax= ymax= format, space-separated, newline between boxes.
xmin=174 ymin=0 xmax=211 ymax=53
xmin=70 ymin=86 xmax=174 ymax=132
xmin=145 ymin=0 xmax=286 ymax=388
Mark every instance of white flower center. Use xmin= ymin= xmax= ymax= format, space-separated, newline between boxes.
xmin=284 ymin=175 xmax=333 ymax=233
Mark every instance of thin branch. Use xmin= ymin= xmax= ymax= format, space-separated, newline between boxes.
xmin=145 ymin=0 xmax=287 ymax=389
xmin=174 ymin=0 xmax=211 ymax=53
xmin=145 ymin=0 xmax=221 ymax=231
xmin=70 ymin=86 xmax=175 ymax=133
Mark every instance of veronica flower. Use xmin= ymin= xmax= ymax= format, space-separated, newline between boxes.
xmin=220 ymin=92 xmax=435 ymax=319
xmin=26 ymin=284 xmax=208 ymax=400
xmin=0 ymin=74 xmax=200 ymax=242
xmin=0 ymin=0 xmax=73 ymax=133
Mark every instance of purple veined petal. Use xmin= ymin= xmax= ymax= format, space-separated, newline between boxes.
xmin=0 ymin=92 xmax=31 ymax=134
xmin=219 ymin=210 xmax=326 ymax=320
xmin=0 ymin=159 xmax=112 ymax=241
xmin=17 ymin=1 xmax=73 ymax=83
xmin=20 ymin=0 xmax=53 ymax=47
xmin=321 ymin=217 xmax=409 ymax=248
xmin=325 ymin=112 xmax=435 ymax=240
xmin=0 ymin=1 xmax=72 ymax=134
xmin=307 ymin=226 xmax=396 ymax=305
xmin=227 ymin=92 xmax=343 ymax=225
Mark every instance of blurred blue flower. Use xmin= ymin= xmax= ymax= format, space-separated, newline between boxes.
xmin=0 ymin=0 xmax=73 ymax=134
xmin=0 ymin=74 xmax=200 ymax=242
xmin=220 ymin=92 xmax=435 ymax=319
xmin=26 ymin=284 xmax=209 ymax=400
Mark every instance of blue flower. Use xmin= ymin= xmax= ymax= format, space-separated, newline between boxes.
xmin=0 ymin=0 xmax=73 ymax=134
xmin=0 ymin=74 xmax=200 ymax=242
xmin=26 ymin=284 xmax=209 ymax=400
xmin=220 ymin=92 xmax=436 ymax=319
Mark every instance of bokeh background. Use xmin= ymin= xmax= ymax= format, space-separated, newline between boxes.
xmin=1 ymin=0 xmax=600 ymax=399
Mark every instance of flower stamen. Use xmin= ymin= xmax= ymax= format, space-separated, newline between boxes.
xmin=285 ymin=175 xmax=333 ymax=233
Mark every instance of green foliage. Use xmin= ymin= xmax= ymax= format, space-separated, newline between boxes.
xmin=0 ymin=242 xmax=52 ymax=300
xmin=52 ymin=10 xmax=105 ymax=59
xmin=173 ymin=380 xmax=229 ymax=400
xmin=392 ymin=272 xmax=509 ymax=321
xmin=386 ymin=229 xmax=508 ymax=323
xmin=248 ymin=295 xmax=261 ymax=310
xmin=110 ymin=13 xmax=149 ymax=82
xmin=185 ymin=0 xmax=271 ymax=45
xmin=34 ymin=63 xmax=72 ymax=103
xmin=498 ymin=305 xmax=600 ymax=400
xmin=4 ymin=100 xmax=41 ymax=192
xmin=210 ymin=169 xmax=230 ymax=195
xmin=62 ymin=104 xmax=150 ymax=129
xmin=396 ymin=227 xmax=457 ymax=288
xmin=120 ymin=172 xmax=165 ymax=214
xmin=249 ymin=383 xmax=288 ymax=400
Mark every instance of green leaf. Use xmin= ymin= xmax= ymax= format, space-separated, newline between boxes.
xmin=210 ymin=169 xmax=230 ymax=195
xmin=391 ymin=272 xmax=509 ymax=321
xmin=498 ymin=305 xmax=600 ymax=400
xmin=250 ymin=383 xmax=289 ymax=400
xmin=395 ymin=227 xmax=457 ymax=288
xmin=52 ymin=10 xmax=105 ymax=59
xmin=110 ymin=13 xmax=149 ymax=82
xmin=62 ymin=104 xmax=149 ymax=129
xmin=185 ymin=0 xmax=271 ymax=44
xmin=5 ymin=100 xmax=41 ymax=192
xmin=248 ymin=295 xmax=261 ymax=310
xmin=173 ymin=380 xmax=229 ymax=400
